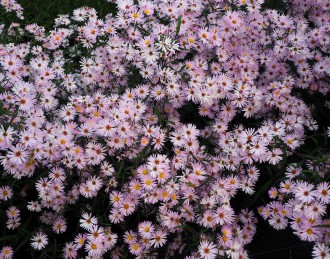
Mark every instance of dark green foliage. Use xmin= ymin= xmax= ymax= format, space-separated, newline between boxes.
xmin=1 ymin=0 xmax=117 ymax=29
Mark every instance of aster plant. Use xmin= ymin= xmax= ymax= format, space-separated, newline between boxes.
xmin=0 ymin=0 xmax=329 ymax=258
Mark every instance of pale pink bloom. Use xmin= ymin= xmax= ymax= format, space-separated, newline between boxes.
xmin=191 ymin=162 xmax=207 ymax=181
xmin=226 ymin=240 xmax=242 ymax=259
xmin=140 ymin=175 xmax=156 ymax=190
xmin=79 ymin=183 xmax=96 ymax=198
xmin=267 ymin=148 xmax=283 ymax=165
xmin=7 ymin=144 xmax=28 ymax=165
xmin=279 ymin=180 xmax=296 ymax=194
xmin=150 ymin=230 xmax=167 ymax=248
xmin=239 ymin=209 xmax=255 ymax=224
xmin=59 ymin=105 xmax=76 ymax=121
xmin=250 ymin=139 xmax=267 ymax=158
xmin=295 ymin=181 xmax=317 ymax=203
xmin=160 ymin=210 xmax=181 ymax=229
xmin=27 ymin=201 xmax=42 ymax=212
xmin=240 ymin=176 xmax=255 ymax=194
xmin=199 ymin=240 xmax=217 ymax=259
xmin=85 ymin=142 xmax=106 ymax=165
xmin=225 ymin=11 xmax=243 ymax=28
xmin=316 ymin=182 xmax=330 ymax=204
xmin=124 ymin=230 xmax=137 ymax=245
xmin=138 ymin=221 xmax=154 ymax=238
xmin=170 ymin=130 xmax=185 ymax=147
xmin=0 ymin=186 xmax=13 ymax=201
xmin=83 ymin=24 xmax=99 ymax=40
xmin=269 ymin=215 xmax=288 ymax=230
xmin=85 ymin=240 xmax=104 ymax=257
xmin=86 ymin=225 xmax=105 ymax=243
xmin=127 ymin=7 xmax=144 ymax=24
xmin=285 ymin=164 xmax=302 ymax=179
xmin=118 ymin=198 xmax=136 ymax=216
xmin=129 ymin=242 xmax=143 ymax=256
xmin=96 ymin=119 xmax=117 ymax=137
xmin=104 ymin=229 xmax=118 ymax=249
xmin=214 ymin=207 xmax=235 ymax=225
xmin=49 ymin=167 xmax=66 ymax=183
xmin=1 ymin=55 xmax=21 ymax=71
xmin=6 ymin=206 xmax=20 ymax=218
xmin=141 ymin=46 xmax=159 ymax=64
xmin=31 ymin=232 xmax=48 ymax=250
xmin=268 ymin=187 xmax=278 ymax=199
xmin=152 ymin=131 xmax=166 ymax=150
xmin=305 ymin=202 xmax=327 ymax=220
xmin=86 ymin=176 xmax=103 ymax=192
xmin=79 ymin=213 xmax=98 ymax=230
xmin=6 ymin=217 xmax=21 ymax=229
xmin=74 ymin=233 xmax=86 ymax=249
xmin=53 ymin=217 xmax=67 ymax=234
xmin=312 ymin=243 xmax=330 ymax=259
xmin=238 ymin=128 xmax=257 ymax=144
xmin=0 ymin=246 xmax=13 ymax=259
xmin=63 ymin=242 xmax=77 ymax=259
xmin=246 ymin=166 xmax=260 ymax=181
xmin=72 ymin=7 xmax=88 ymax=21
xmin=181 ymin=124 xmax=200 ymax=140
xmin=201 ymin=210 xmax=215 ymax=228
xmin=300 ymin=223 xmax=321 ymax=242
xmin=285 ymin=134 xmax=300 ymax=149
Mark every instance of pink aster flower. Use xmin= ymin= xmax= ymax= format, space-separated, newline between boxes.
xmin=198 ymin=240 xmax=217 ymax=259
xmin=201 ymin=210 xmax=215 ymax=228
xmin=31 ymin=232 xmax=48 ymax=250
xmin=86 ymin=225 xmax=105 ymax=243
xmin=0 ymin=186 xmax=13 ymax=201
xmin=214 ymin=207 xmax=235 ymax=226
xmin=0 ymin=246 xmax=13 ymax=259
xmin=129 ymin=242 xmax=143 ymax=256
xmin=316 ymin=182 xmax=330 ymax=204
xmin=150 ymin=230 xmax=167 ymax=248
xmin=63 ymin=242 xmax=77 ymax=259
xmin=269 ymin=215 xmax=288 ymax=230
xmin=138 ymin=221 xmax=154 ymax=238
xmin=312 ymin=243 xmax=330 ymax=259
xmin=52 ymin=217 xmax=67 ymax=234
xmin=299 ymin=223 xmax=321 ymax=242
xmin=295 ymin=181 xmax=317 ymax=203
xmin=85 ymin=240 xmax=104 ymax=257
xmin=118 ymin=198 xmax=136 ymax=216
xmin=6 ymin=144 xmax=28 ymax=165
xmin=79 ymin=213 xmax=98 ymax=230
xmin=266 ymin=148 xmax=283 ymax=165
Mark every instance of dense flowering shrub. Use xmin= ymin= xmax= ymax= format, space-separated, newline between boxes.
xmin=0 ymin=0 xmax=329 ymax=258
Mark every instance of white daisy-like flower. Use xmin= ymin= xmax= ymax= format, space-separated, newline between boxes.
xmin=198 ymin=240 xmax=217 ymax=259
xmin=312 ymin=242 xmax=330 ymax=259
xmin=31 ymin=232 xmax=48 ymax=250
xmin=155 ymin=36 xmax=180 ymax=53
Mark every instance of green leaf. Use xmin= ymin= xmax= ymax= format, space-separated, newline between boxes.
xmin=314 ymin=154 xmax=330 ymax=165
xmin=313 ymin=224 xmax=330 ymax=228
xmin=176 ymin=16 xmax=182 ymax=36
xmin=302 ymin=169 xmax=318 ymax=174
xmin=0 ymin=235 xmax=16 ymax=242
xmin=174 ymin=224 xmax=188 ymax=229
xmin=130 ymin=142 xmax=152 ymax=162
xmin=15 ymin=236 xmax=30 ymax=253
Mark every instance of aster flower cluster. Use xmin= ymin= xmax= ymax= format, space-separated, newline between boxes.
xmin=0 ymin=0 xmax=329 ymax=258
xmin=0 ymin=0 xmax=23 ymax=20
xmin=260 ymin=163 xmax=330 ymax=256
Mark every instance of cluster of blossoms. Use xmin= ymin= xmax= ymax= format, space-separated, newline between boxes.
xmin=0 ymin=0 xmax=23 ymax=20
xmin=260 ymin=162 xmax=330 ymax=257
xmin=0 ymin=0 xmax=329 ymax=258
